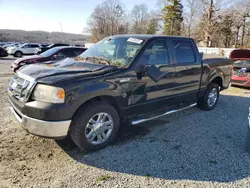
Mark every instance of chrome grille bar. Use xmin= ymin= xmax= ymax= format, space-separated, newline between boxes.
xmin=8 ymin=72 xmax=36 ymax=103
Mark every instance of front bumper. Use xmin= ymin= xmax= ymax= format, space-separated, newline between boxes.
xmin=7 ymin=50 xmax=14 ymax=55
xmin=231 ymin=75 xmax=250 ymax=87
xmin=9 ymin=100 xmax=71 ymax=139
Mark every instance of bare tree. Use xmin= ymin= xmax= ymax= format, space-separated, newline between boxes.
xmin=87 ymin=0 xmax=126 ymax=42
xmin=235 ymin=0 xmax=250 ymax=46
xmin=130 ymin=4 xmax=150 ymax=34
xmin=227 ymin=0 xmax=250 ymax=47
xmin=198 ymin=0 xmax=233 ymax=47
xmin=185 ymin=0 xmax=201 ymax=37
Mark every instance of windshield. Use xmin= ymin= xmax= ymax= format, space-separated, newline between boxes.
xmin=78 ymin=37 xmax=144 ymax=67
xmin=235 ymin=60 xmax=250 ymax=67
xmin=40 ymin=47 xmax=59 ymax=57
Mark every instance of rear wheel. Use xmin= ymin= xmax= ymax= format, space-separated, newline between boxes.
xmin=70 ymin=102 xmax=120 ymax=151
xmin=198 ymin=83 xmax=220 ymax=110
xmin=14 ymin=51 xmax=23 ymax=58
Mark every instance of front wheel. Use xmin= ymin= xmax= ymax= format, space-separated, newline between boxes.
xmin=70 ymin=102 xmax=120 ymax=151
xmin=198 ymin=83 xmax=220 ymax=110
xmin=14 ymin=51 xmax=23 ymax=58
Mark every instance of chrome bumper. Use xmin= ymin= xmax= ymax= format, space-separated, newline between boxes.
xmin=9 ymin=101 xmax=71 ymax=138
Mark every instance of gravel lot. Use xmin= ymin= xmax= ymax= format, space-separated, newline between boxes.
xmin=0 ymin=58 xmax=250 ymax=188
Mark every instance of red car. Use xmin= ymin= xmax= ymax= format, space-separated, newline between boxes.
xmin=11 ymin=46 xmax=86 ymax=72
xmin=230 ymin=49 xmax=250 ymax=87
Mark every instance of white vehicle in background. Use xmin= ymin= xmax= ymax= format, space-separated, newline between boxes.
xmin=8 ymin=43 xmax=41 ymax=57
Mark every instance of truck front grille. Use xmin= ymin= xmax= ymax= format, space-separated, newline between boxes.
xmin=8 ymin=73 xmax=36 ymax=102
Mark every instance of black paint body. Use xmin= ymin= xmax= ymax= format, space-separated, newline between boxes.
xmin=9 ymin=35 xmax=233 ymax=124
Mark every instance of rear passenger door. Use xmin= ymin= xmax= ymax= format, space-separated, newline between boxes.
xmin=29 ymin=44 xmax=40 ymax=54
xmin=171 ymin=39 xmax=202 ymax=103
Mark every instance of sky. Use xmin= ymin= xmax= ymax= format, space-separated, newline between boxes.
xmin=0 ymin=0 xmax=157 ymax=34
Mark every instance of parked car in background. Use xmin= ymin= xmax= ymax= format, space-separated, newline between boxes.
xmin=0 ymin=47 xmax=8 ymax=57
xmin=11 ymin=46 xmax=86 ymax=72
xmin=8 ymin=35 xmax=233 ymax=151
xmin=230 ymin=49 xmax=250 ymax=87
xmin=36 ymin=43 xmax=69 ymax=54
xmin=7 ymin=43 xmax=42 ymax=57
xmin=0 ymin=42 xmax=7 ymax=47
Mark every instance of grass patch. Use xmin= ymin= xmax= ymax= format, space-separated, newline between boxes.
xmin=96 ymin=175 xmax=113 ymax=182
xmin=146 ymin=173 xmax=151 ymax=179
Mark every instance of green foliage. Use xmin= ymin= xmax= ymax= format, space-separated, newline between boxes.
xmin=147 ymin=18 xmax=158 ymax=34
xmin=162 ymin=0 xmax=183 ymax=36
xmin=96 ymin=175 xmax=113 ymax=182
xmin=218 ymin=15 xmax=233 ymax=48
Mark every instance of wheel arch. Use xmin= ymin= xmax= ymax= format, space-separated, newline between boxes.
xmin=210 ymin=76 xmax=223 ymax=89
xmin=14 ymin=50 xmax=23 ymax=56
xmin=71 ymin=94 xmax=123 ymax=120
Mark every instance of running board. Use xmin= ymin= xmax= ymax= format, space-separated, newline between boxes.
xmin=131 ymin=103 xmax=197 ymax=125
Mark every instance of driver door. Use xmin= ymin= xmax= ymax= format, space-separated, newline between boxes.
xmin=127 ymin=39 xmax=175 ymax=114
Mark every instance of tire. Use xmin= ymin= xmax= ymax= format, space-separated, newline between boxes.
xmin=198 ymin=83 xmax=220 ymax=110
xmin=70 ymin=101 xmax=120 ymax=151
xmin=14 ymin=51 xmax=23 ymax=58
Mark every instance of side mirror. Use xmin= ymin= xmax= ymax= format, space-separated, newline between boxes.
xmin=134 ymin=64 xmax=147 ymax=80
xmin=135 ymin=64 xmax=147 ymax=74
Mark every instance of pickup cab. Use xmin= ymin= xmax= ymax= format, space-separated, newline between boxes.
xmin=8 ymin=35 xmax=233 ymax=151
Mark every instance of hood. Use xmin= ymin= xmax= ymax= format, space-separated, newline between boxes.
xmin=14 ymin=55 xmax=42 ymax=64
xmin=230 ymin=49 xmax=250 ymax=61
xmin=18 ymin=58 xmax=118 ymax=84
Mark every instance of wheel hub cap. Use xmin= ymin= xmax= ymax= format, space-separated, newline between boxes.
xmin=207 ymin=88 xmax=218 ymax=107
xmin=85 ymin=112 xmax=114 ymax=145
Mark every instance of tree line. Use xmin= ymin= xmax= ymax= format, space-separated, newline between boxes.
xmin=85 ymin=0 xmax=250 ymax=48
xmin=0 ymin=29 xmax=87 ymax=45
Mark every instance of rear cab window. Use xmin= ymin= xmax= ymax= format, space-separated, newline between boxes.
xmin=172 ymin=40 xmax=196 ymax=64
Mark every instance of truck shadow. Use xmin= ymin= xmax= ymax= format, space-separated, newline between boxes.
xmin=57 ymin=94 xmax=250 ymax=183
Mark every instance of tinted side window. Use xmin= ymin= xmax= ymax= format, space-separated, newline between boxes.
xmin=73 ymin=50 xmax=85 ymax=56
xmin=30 ymin=44 xmax=39 ymax=48
xmin=173 ymin=40 xmax=195 ymax=64
xmin=57 ymin=49 xmax=74 ymax=58
xmin=139 ymin=40 xmax=169 ymax=65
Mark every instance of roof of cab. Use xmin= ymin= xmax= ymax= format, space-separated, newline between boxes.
xmin=51 ymin=46 xmax=86 ymax=50
xmin=110 ymin=34 xmax=191 ymax=40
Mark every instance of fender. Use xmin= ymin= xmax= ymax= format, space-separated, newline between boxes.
xmin=68 ymin=81 xmax=127 ymax=117
xmin=206 ymin=68 xmax=224 ymax=86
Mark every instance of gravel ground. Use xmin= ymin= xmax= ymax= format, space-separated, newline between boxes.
xmin=0 ymin=58 xmax=250 ymax=188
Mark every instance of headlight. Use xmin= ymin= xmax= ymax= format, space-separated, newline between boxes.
xmin=31 ymin=84 xmax=65 ymax=103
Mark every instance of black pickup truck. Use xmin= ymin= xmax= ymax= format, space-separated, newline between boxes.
xmin=8 ymin=35 xmax=233 ymax=151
